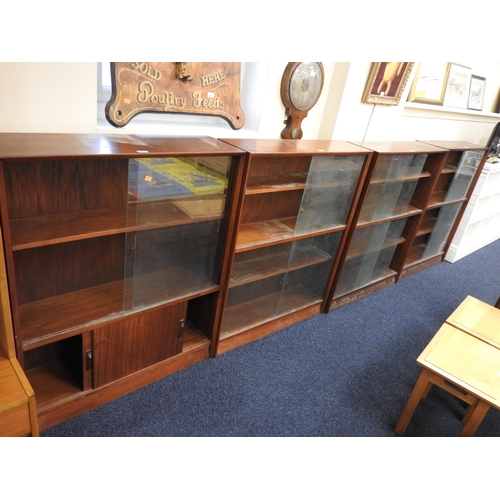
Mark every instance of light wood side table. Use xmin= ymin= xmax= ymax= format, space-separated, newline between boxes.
xmin=446 ymin=295 xmax=500 ymax=348
xmin=395 ymin=322 xmax=500 ymax=437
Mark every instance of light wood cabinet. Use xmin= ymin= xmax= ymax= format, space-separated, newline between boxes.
xmin=0 ymin=224 xmax=38 ymax=436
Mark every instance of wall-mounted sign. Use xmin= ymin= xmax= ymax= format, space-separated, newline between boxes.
xmin=105 ymin=62 xmax=245 ymax=129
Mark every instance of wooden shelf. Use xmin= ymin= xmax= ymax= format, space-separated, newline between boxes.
xmin=235 ymin=218 xmax=297 ymax=250
xmin=369 ymin=171 xmax=432 ymax=185
xmin=442 ymin=165 xmax=457 ymax=174
xmin=10 ymin=196 xmax=225 ymax=251
xmin=416 ymin=218 xmax=436 ymax=236
xmin=230 ymin=246 xmax=333 ymax=287
xmin=245 ymin=172 xmax=308 ymax=194
xmin=221 ymin=285 xmax=322 ymax=337
xmin=427 ymin=192 xmax=467 ymax=208
xmin=19 ymin=270 xmax=219 ymax=349
xmin=27 ymin=323 xmax=209 ymax=412
xmin=406 ymin=244 xmax=426 ymax=265
xmin=333 ymin=268 xmax=398 ymax=299
xmin=344 ymin=236 xmax=405 ymax=261
xmin=26 ymin=358 xmax=82 ymax=410
xmin=357 ymin=205 xmax=421 ymax=225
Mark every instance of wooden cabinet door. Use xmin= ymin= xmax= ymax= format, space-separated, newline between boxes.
xmin=92 ymin=303 xmax=186 ymax=388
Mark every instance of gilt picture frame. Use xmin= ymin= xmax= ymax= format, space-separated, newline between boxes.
xmin=407 ymin=62 xmax=451 ymax=105
xmin=362 ymin=62 xmax=414 ymax=105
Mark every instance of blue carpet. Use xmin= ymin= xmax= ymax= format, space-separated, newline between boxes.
xmin=41 ymin=238 xmax=500 ymax=437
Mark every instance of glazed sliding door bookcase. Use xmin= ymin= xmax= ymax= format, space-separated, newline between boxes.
xmin=328 ymin=141 xmax=449 ymax=310
xmin=215 ymin=139 xmax=372 ymax=355
xmin=0 ymin=133 xmax=244 ymax=430
xmin=401 ymin=141 xmax=488 ymax=277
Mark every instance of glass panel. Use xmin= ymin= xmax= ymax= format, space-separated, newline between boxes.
xmin=444 ymin=150 xmax=482 ymax=202
xmin=334 ymin=218 xmax=406 ymax=297
xmin=421 ymin=203 xmax=463 ymax=259
xmin=125 ymin=221 xmax=221 ymax=310
xmin=221 ymin=275 xmax=284 ymax=335
xmin=276 ymin=232 xmax=343 ymax=315
xmin=125 ymin=156 xmax=231 ymax=310
xmin=359 ymin=154 xmax=426 ymax=222
xmin=230 ymin=242 xmax=294 ymax=286
xmin=294 ymin=155 xmax=365 ymax=235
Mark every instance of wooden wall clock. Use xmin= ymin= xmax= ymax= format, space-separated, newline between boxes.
xmin=280 ymin=62 xmax=324 ymax=139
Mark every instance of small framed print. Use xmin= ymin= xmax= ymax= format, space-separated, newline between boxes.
xmin=443 ymin=63 xmax=471 ymax=109
xmin=468 ymin=75 xmax=486 ymax=111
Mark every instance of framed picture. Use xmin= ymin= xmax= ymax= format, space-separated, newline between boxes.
xmin=362 ymin=62 xmax=414 ymax=105
xmin=407 ymin=62 xmax=450 ymax=105
xmin=443 ymin=63 xmax=471 ymax=109
xmin=468 ymin=75 xmax=486 ymax=111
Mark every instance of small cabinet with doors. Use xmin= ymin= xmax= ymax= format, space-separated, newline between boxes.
xmin=327 ymin=141 xmax=450 ymax=310
xmin=214 ymin=139 xmax=373 ymax=355
xmin=0 ymin=133 xmax=244 ymax=431
xmin=401 ymin=141 xmax=488 ymax=277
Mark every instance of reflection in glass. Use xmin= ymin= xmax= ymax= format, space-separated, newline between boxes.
xmin=124 ymin=156 xmax=231 ymax=310
xmin=289 ymin=62 xmax=323 ymax=111
xmin=295 ymin=155 xmax=364 ymax=235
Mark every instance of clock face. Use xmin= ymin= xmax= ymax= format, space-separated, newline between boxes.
xmin=288 ymin=62 xmax=324 ymax=111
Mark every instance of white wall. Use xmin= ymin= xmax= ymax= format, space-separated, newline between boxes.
xmin=329 ymin=62 xmax=500 ymax=145
xmin=0 ymin=62 xmax=499 ymax=146
xmin=0 ymin=62 xmax=335 ymax=139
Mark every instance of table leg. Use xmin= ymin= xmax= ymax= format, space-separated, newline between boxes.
xmin=460 ymin=400 xmax=490 ymax=437
xmin=395 ymin=369 xmax=433 ymax=435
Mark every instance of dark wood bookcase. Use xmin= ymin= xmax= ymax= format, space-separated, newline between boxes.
xmin=214 ymin=139 xmax=373 ymax=355
xmin=0 ymin=133 xmax=245 ymax=431
xmin=400 ymin=140 xmax=488 ymax=278
xmin=0 ymin=135 xmax=487 ymax=434
xmin=327 ymin=140 xmax=487 ymax=310
xmin=327 ymin=141 xmax=450 ymax=310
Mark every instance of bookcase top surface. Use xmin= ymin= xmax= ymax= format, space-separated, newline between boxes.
xmin=219 ymin=138 xmax=372 ymax=156
xmin=348 ymin=140 xmax=450 ymax=154
xmin=417 ymin=140 xmax=488 ymax=151
xmin=0 ymin=133 xmax=244 ymax=160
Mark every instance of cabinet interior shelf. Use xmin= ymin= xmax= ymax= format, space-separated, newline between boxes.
xmin=334 ymin=268 xmax=398 ymax=298
xmin=245 ymin=172 xmax=308 ymax=194
xmin=406 ymin=243 xmax=429 ymax=264
xmin=357 ymin=205 xmax=421 ymax=225
xmin=442 ymin=165 xmax=457 ymax=174
xmin=235 ymin=218 xmax=345 ymax=251
xmin=416 ymin=217 xmax=437 ymax=236
xmin=19 ymin=270 xmax=219 ymax=349
xmin=221 ymin=285 xmax=322 ymax=337
xmin=369 ymin=171 xmax=432 ymax=185
xmin=427 ymin=192 xmax=467 ymax=208
xmin=344 ymin=236 xmax=405 ymax=262
xmin=230 ymin=246 xmax=333 ymax=288
xmin=26 ymin=324 xmax=209 ymax=411
xmin=10 ymin=195 xmax=224 ymax=251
